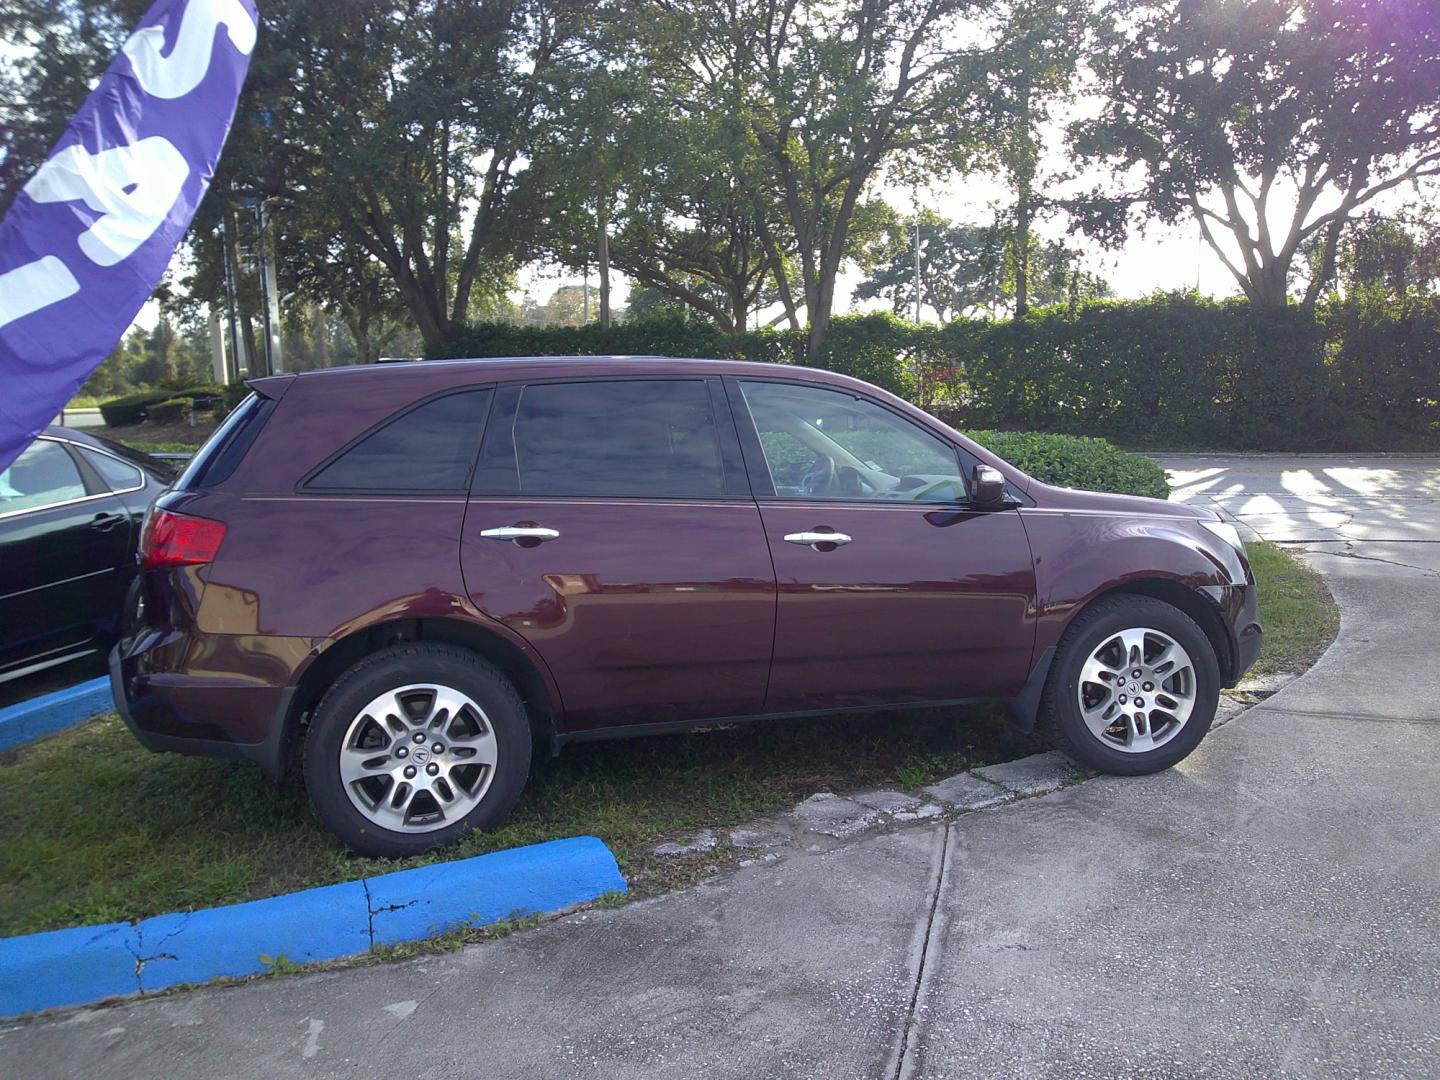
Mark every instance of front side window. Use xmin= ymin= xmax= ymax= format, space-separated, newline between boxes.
xmin=512 ymin=380 xmax=724 ymax=498
xmin=740 ymin=380 xmax=966 ymax=502
xmin=305 ymin=389 xmax=492 ymax=493
xmin=0 ymin=440 xmax=87 ymax=514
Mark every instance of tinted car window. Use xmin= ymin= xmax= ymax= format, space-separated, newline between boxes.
xmin=0 ymin=440 xmax=87 ymax=514
xmin=80 ymin=448 xmax=144 ymax=492
xmin=512 ymin=380 xmax=724 ymax=498
xmin=305 ymin=389 xmax=492 ymax=493
xmin=740 ymin=381 xmax=966 ymax=502
xmin=177 ymin=392 xmax=272 ymax=490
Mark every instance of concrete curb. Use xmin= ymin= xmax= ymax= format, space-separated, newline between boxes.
xmin=0 ymin=836 xmax=625 ymax=1017
xmin=0 ymin=677 xmax=113 ymax=752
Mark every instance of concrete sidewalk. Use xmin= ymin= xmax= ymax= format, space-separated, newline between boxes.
xmin=3 ymin=455 xmax=1437 ymax=1078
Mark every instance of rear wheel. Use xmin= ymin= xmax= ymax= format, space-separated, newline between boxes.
xmin=303 ymin=644 xmax=531 ymax=857
xmin=1039 ymin=595 xmax=1219 ymax=776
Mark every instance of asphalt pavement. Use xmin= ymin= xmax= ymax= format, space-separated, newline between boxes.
xmin=3 ymin=453 xmax=1437 ymax=1079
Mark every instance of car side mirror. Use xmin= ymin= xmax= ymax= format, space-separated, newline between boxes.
xmin=971 ymin=464 xmax=1006 ymax=506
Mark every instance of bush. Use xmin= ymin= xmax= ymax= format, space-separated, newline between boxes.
xmin=439 ymin=294 xmax=1439 ymax=450
xmin=145 ymin=398 xmax=191 ymax=425
xmin=98 ymin=389 xmax=171 ymax=427
xmin=98 ymin=385 xmax=222 ymax=427
xmin=961 ymin=430 xmax=1170 ymax=500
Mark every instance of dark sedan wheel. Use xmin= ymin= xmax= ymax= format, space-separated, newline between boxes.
xmin=303 ymin=644 xmax=531 ymax=857
xmin=1040 ymin=595 xmax=1220 ymax=776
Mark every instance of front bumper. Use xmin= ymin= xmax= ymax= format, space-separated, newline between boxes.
xmin=1216 ymin=577 xmax=1263 ymax=687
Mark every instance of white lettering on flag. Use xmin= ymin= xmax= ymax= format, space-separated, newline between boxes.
xmin=0 ymin=257 xmax=81 ymax=332
xmin=122 ymin=0 xmax=258 ymax=100
xmin=25 ymin=137 xmax=191 ymax=267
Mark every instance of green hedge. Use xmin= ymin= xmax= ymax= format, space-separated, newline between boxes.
xmin=963 ymin=430 xmax=1170 ymax=500
xmin=99 ymin=385 xmax=223 ymax=427
xmin=437 ymin=296 xmax=1440 ymax=450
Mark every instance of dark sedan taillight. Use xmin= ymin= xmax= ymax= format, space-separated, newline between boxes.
xmin=140 ymin=509 xmax=227 ymax=569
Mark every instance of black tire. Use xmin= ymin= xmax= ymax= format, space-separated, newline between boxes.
xmin=1038 ymin=595 xmax=1220 ymax=776
xmin=303 ymin=643 xmax=532 ymax=857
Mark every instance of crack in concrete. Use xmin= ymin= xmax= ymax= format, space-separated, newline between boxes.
xmin=1279 ymin=539 xmax=1440 ymax=576
xmin=125 ymin=915 xmax=190 ymax=991
xmin=362 ymin=881 xmax=375 ymax=950
xmin=1250 ymin=704 xmax=1440 ymax=726
xmin=893 ymin=823 xmax=951 ymax=1080
xmin=362 ymin=882 xmax=420 ymax=950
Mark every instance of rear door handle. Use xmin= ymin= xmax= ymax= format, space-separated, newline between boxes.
xmin=783 ymin=530 xmax=852 ymax=549
xmin=479 ymin=525 xmax=560 ymax=543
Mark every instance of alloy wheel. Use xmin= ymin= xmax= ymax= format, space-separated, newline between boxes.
xmin=338 ymin=683 xmax=498 ymax=832
xmin=1075 ymin=627 xmax=1197 ymax=753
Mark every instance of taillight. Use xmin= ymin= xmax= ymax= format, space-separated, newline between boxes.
xmin=140 ymin=509 xmax=227 ymax=569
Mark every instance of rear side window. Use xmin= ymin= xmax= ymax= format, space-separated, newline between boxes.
xmin=79 ymin=448 xmax=144 ymax=492
xmin=511 ymin=380 xmax=724 ymax=498
xmin=304 ymin=389 xmax=492 ymax=493
xmin=176 ymin=393 xmax=274 ymax=490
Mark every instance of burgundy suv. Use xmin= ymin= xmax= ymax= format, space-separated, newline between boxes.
xmin=111 ymin=357 xmax=1260 ymax=856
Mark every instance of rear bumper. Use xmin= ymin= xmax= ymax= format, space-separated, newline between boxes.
xmin=109 ymin=639 xmax=296 ymax=782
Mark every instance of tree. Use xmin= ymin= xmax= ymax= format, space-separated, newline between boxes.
xmin=1324 ymin=212 xmax=1440 ymax=301
xmin=987 ymin=0 xmax=1091 ymax=315
xmin=857 ymin=214 xmax=1008 ymax=321
xmin=1072 ymin=0 xmax=1440 ymax=310
xmin=857 ymin=212 xmax=1110 ymax=319
xmin=639 ymin=0 xmax=998 ymax=354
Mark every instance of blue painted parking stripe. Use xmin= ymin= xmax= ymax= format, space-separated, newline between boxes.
xmin=0 ymin=676 xmax=113 ymax=752
xmin=0 ymin=835 xmax=626 ymax=1017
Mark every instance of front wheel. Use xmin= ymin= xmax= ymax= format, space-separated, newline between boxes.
xmin=1039 ymin=595 xmax=1220 ymax=776
xmin=303 ymin=644 xmax=532 ymax=857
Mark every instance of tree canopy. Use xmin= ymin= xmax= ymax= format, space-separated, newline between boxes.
xmin=1071 ymin=0 xmax=1440 ymax=309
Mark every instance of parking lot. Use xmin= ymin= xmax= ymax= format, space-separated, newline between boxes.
xmin=0 ymin=453 xmax=1435 ymax=1078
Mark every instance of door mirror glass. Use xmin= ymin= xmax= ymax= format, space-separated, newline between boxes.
xmin=739 ymin=381 xmax=966 ymax=502
xmin=971 ymin=464 xmax=1006 ymax=505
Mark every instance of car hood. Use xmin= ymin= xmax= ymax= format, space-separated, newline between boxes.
xmin=1027 ymin=480 xmax=1213 ymax=519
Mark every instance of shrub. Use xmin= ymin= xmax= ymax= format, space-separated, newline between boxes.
xmin=145 ymin=398 xmax=191 ymax=425
xmin=437 ymin=294 xmax=1439 ymax=450
xmin=98 ymin=389 xmax=171 ymax=427
xmin=961 ymin=430 xmax=1170 ymax=500
xmin=99 ymin=385 xmax=222 ymax=427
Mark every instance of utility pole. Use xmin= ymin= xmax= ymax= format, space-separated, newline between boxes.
xmin=256 ymin=199 xmax=284 ymax=375
xmin=582 ymin=262 xmax=590 ymax=324
xmin=913 ymin=218 xmax=922 ymax=324
xmin=221 ymin=212 xmax=248 ymax=382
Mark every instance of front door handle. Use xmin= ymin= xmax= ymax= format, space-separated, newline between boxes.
xmin=91 ymin=512 xmax=126 ymax=532
xmin=783 ymin=530 xmax=853 ymax=550
xmin=479 ymin=525 xmax=560 ymax=543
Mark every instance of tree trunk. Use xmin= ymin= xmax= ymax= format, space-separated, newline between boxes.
xmin=1010 ymin=79 xmax=1035 ymax=319
xmin=598 ymin=192 xmax=611 ymax=330
xmin=1014 ymin=177 xmax=1032 ymax=318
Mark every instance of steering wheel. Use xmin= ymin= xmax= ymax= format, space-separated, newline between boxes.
xmin=798 ymin=455 xmax=836 ymax=496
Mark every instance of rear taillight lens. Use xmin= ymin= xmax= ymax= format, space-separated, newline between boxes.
xmin=140 ymin=509 xmax=226 ymax=569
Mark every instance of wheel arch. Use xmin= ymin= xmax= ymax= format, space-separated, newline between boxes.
xmin=1073 ymin=578 xmax=1237 ymax=686
xmin=278 ymin=616 xmax=562 ymax=774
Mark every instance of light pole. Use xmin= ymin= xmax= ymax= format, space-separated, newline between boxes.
xmin=913 ymin=218 xmax=922 ymax=324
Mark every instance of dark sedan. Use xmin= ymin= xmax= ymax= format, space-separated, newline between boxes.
xmin=0 ymin=426 xmax=173 ymax=684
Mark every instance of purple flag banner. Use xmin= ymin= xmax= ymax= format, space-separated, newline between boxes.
xmin=0 ymin=0 xmax=258 ymax=473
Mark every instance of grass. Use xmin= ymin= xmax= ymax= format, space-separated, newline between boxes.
xmin=0 ymin=541 xmax=1334 ymax=940
xmin=116 ymin=440 xmax=198 ymax=455
xmin=1245 ymin=541 xmax=1338 ymax=677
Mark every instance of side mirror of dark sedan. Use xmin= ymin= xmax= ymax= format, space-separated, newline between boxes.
xmin=971 ymin=464 xmax=1007 ymax=506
